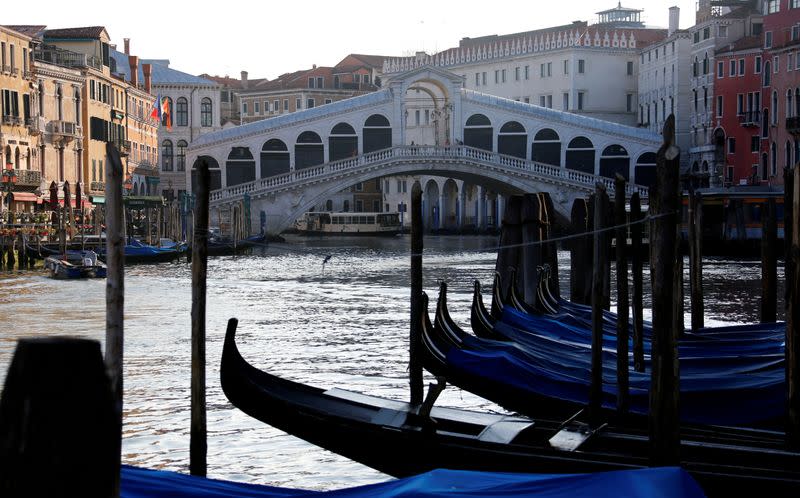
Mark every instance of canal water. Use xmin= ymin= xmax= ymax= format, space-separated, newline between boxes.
xmin=0 ymin=235 xmax=786 ymax=490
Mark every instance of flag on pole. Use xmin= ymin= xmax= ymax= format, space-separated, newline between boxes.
xmin=150 ymin=94 xmax=161 ymax=120
xmin=160 ymin=96 xmax=172 ymax=130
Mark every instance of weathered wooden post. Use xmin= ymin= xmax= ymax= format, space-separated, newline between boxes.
xmin=630 ymin=192 xmax=645 ymax=373
xmin=786 ymin=165 xmax=799 ymax=447
xmin=689 ymin=190 xmax=704 ymax=330
xmin=410 ymin=181 xmax=424 ymax=406
xmin=540 ymin=192 xmax=560 ymax=298
xmin=570 ymin=198 xmax=590 ymax=305
xmin=191 ymin=160 xmax=210 ymax=476
xmin=7 ymin=231 xmax=16 ymax=270
xmin=494 ymin=195 xmax=523 ymax=310
xmin=16 ymin=231 xmax=26 ymax=270
xmin=104 ymin=142 xmax=125 ymax=496
xmin=521 ymin=194 xmax=542 ymax=307
xmin=761 ymin=198 xmax=777 ymax=324
xmin=649 ymin=114 xmax=681 ymax=466
xmin=589 ymin=183 xmax=608 ymax=427
xmin=614 ymin=175 xmax=629 ymax=414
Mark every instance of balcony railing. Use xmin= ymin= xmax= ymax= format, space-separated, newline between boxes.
xmin=2 ymin=115 xmax=22 ymax=126
xmin=1 ymin=65 xmax=10 ymax=73
xmin=787 ymin=116 xmax=800 ymax=135
xmin=50 ymin=120 xmax=80 ymax=142
xmin=23 ymin=70 xmax=33 ymax=79
xmin=33 ymin=45 xmax=102 ymax=71
xmin=26 ymin=116 xmax=46 ymax=135
xmin=112 ymin=139 xmax=131 ymax=157
xmin=738 ymin=111 xmax=761 ymax=127
xmin=90 ymin=181 xmax=105 ymax=192
xmin=13 ymin=169 xmax=42 ymax=187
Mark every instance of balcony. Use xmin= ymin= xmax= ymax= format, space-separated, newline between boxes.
xmin=787 ymin=116 xmax=800 ymax=136
xmin=26 ymin=116 xmax=46 ymax=135
xmin=23 ymin=70 xmax=33 ymax=79
xmin=112 ymin=139 xmax=131 ymax=157
xmin=1 ymin=65 xmax=10 ymax=74
xmin=33 ymin=45 xmax=102 ymax=71
xmin=738 ymin=111 xmax=761 ymax=127
xmin=90 ymin=181 xmax=105 ymax=192
xmin=13 ymin=169 xmax=42 ymax=187
xmin=2 ymin=114 xmax=22 ymax=126
xmin=49 ymin=120 xmax=80 ymax=143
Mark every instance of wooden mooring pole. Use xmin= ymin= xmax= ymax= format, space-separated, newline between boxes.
xmin=521 ymin=194 xmax=542 ymax=307
xmin=761 ymin=198 xmax=777 ymax=324
xmin=589 ymin=183 xmax=608 ymax=427
xmin=614 ymin=176 xmax=629 ymax=414
xmin=630 ymin=192 xmax=645 ymax=373
xmin=689 ymin=190 xmax=704 ymax=331
xmin=190 ymin=160 xmax=210 ymax=476
xmin=495 ymin=195 xmax=523 ymax=308
xmin=104 ymin=142 xmax=125 ymax=496
xmin=540 ymin=193 xmax=560 ymax=298
xmin=410 ymin=182 xmax=424 ymax=406
xmin=787 ymin=165 xmax=799 ymax=447
xmin=649 ymin=115 xmax=681 ymax=465
xmin=570 ymin=198 xmax=590 ymax=305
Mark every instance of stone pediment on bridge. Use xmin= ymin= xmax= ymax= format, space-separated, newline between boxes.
xmin=383 ymin=64 xmax=466 ymax=88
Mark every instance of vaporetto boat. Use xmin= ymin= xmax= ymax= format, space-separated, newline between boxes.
xmin=295 ymin=212 xmax=403 ymax=236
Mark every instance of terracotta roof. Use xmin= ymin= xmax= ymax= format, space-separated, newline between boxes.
xmin=242 ymin=68 xmax=330 ymax=93
xmin=197 ymin=74 xmax=268 ymax=89
xmin=3 ymin=25 xmax=46 ymax=38
xmin=716 ymin=35 xmax=762 ymax=55
xmin=342 ymin=54 xmax=386 ymax=68
xmin=719 ymin=4 xmax=759 ymax=20
xmin=43 ymin=26 xmax=107 ymax=39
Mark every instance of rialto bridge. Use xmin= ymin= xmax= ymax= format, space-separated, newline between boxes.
xmin=186 ymin=66 xmax=662 ymax=235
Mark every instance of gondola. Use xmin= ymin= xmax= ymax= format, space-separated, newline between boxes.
xmin=220 ymin=317 xmax=800 ymax=496
xmin=437 ymin=280 xmax=786 ymax=430
xmin=203 ymin=233 xmax=267 ymax=256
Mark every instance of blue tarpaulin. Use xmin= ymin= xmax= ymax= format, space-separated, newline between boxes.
xmin=120 ymin=465 xmax=706 ymax=498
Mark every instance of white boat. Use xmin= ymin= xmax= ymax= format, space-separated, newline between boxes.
xmin=295 ymin=212 xmax=402 ymax=236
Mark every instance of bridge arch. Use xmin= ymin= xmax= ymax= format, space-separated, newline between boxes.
xmin=329 ymin=122 xmax=359 ymax=161
xmin=442 ymin=178 xmax=459 ymax=230
xmin=363 ymin=114 xmax=392 ymax=152
xmin=191 ymin=155 xmax=221 ymax=191
xmin=261 ymin=139 xmax=290 ymax=178
xmin=599 ymin=144 xmax=630 ymax=180
xmin=464 ymin=113 xmax=493 ymax=151
xmin=532 ymin=128 xmax=561 ymax=166
xmin=635 ymin=152 xmax=657 ymax=187
xmin=295 ymin=131 xmax=324 ymax=169
xmin=498 ymin=121 xmax=526 ymax=159
xmin=225 ymin=147 xmax=256 ymax=187
xmin=565 ymin=136 xmax=595 ymax=174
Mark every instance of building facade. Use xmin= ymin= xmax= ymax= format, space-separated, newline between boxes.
xmin=637 ymin=7 xmax=693 ymax=169
xmin=111 ymin=43 xmax=221 ymax=201
xmin=0 ymin=26 xmax=40 ymax=213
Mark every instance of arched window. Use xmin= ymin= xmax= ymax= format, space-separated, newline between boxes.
xmin=226 ymin=147 xmax=256 ymax=186
xmin=329 ymin=122 xmax=358 ymax=161
xmin=192 ymin=156 xmax=222 ymax=191
xmin=635 ymin=152 xmax=657 ymax=187
xmin=176 ymin=97 xmax=188 ymax=126
xmin=56 ymin=85 xmax=63 ymax=121
xmin=295 ymin=131 xmax=324 ymax=169
xmin=763 ymin=61 xmax=771 ymax=87
xmin=363 ymin=114 xmax=391 ymax=152
xmin=532 ymin=128 xmax=561 ymax=166
xmin=161 ymin=97 xmax=173 ymax=127
xmin=498 ymin=121 xmax=527 ymax=159
xmin=343 ymin=200 xmax=350 ymax=212
xmin=771 ymin=142 xmax=777 ymax=177
xmin=599 ymin=144 xmax=630 ymax=180
xmin=772 ymin=91 xmax=778 ymax=125
xmin=201 ymin=98 xmax=213 ymax=127
xmin=787 ymin=141 xmax=793 ymax=170
xmin=702 ymin=52 xmax=708 ymax=75
xmin=176 ymin=140 xmax=187 ymax=171
xmin=464 ymin=114 xmax=493 ymax=151
xmin=260 ymin=139 xmax=290 ymax=178
xmin=789 ymin=89 xmax=795 ymax=119
xmin=762 ymin=109 xmax=769 ymax=138
xmin=325 ymin=199 xmax=333 ymax=211
xmin=38 ymin=82 xmax=44 ymax=115
xmin=74 ymin=88 xmax=81 ymax=123
xmin=161 ymin=140 xmax=173 ymax=172
xmin=565 ymin=136 xmax=593 ymax=173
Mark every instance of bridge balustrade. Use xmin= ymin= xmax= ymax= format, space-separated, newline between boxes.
xmin=209 ymin=145 xmax=648 ymax=204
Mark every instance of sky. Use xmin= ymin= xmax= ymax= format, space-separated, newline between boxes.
xmin=6 ymin=0 xmax=699 ymax=80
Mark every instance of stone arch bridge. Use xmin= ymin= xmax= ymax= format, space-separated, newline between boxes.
xmin=186 ymin=66 xmax=661 ymax=235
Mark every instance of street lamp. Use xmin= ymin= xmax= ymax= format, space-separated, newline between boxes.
xmin=2 ymin=161 xmax=18 ymax=220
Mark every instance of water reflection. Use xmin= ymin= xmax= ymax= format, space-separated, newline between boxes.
xmin=0 ymin=235 xmax=785 ymax=489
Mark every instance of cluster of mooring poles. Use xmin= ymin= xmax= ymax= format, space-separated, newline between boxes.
xmin=405 ymin=114 xmax=800 ymax=464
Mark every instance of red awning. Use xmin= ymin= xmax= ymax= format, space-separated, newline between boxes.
xmin=56 ymin=198 xmax=91 ymax=208
xmin=10 ymin=192 xmax=38 ymax=202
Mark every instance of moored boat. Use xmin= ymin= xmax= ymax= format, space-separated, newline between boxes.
xmin=43 ymin=250 xmax=107 ymax=279
xmin=295 ymin=212 xmax=402 ymax=236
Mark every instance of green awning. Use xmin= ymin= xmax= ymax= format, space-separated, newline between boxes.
xmin=123 ymin=195 xmax=164 ymax=207
xmin=90 ymin=196 xmax=105 ymax=205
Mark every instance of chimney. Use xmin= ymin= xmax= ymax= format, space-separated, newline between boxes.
xmin=241 ymin=70 xmax=248 ymax=89
xmin=124 ymin=38 xmax=130 ymax=56
xmin=142 ymin=63 xmax=152 ymax=94
xmin=128 ymin=56 xmax=139 ymax=87
xmin=668 ymin=6 xmax=680 ymax=36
